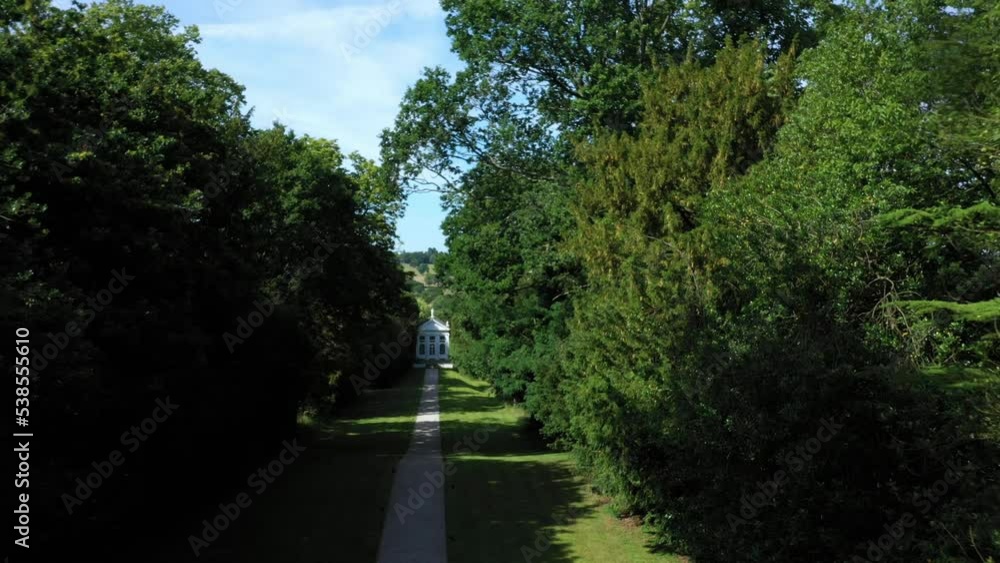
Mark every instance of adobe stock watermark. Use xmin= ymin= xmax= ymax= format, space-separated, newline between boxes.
xmin=213 ymin=0 xmax=245 ymax=19
xmin=340 ymin=0 xmax=403 ymax=62
xmin=200 ymin=155 xmax=241 ymax=201
xmin=521 ymin=505 xmax=587 ymax=562
xmin=60 ymin=397 xmax=180 ymax=514
xmin=846 ymin=458 xmax=977 ymax=563
xmin=32 ymin=268 xmax=136 ymax=373
xmin=187 ymin=439 xmax=307 ymax=557
xmin=222 ymin=296 xmax=275 ymax=353
xmin=393 ymin=426 xmax=499 ymax=524
xmin=350 ymin=312 xmax=421 ymax=394
xmin=43 ymin=94 xmax=140 ymax=184
xmin=36 ymin=90 xmax=241 ymax=204
xmin=727 ymin=415 xmax=846 ymax=531
xmin=223 ymin=235 xmax=338 ymax=352
xmin=679 ymin=351 xmax=734 ymax=405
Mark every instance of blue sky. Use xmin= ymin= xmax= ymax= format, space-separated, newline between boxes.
xmin=131 ymin=0 xmax=459 ymax=251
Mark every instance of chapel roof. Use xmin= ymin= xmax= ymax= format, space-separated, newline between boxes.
xmin=418 ymin=312 xmax=449 ymax=332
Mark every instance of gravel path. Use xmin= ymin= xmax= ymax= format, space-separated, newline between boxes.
xmin=376 ymin=368 xmax=448 ymax=563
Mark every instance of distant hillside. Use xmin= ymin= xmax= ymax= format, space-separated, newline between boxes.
xmin=397 ymin=248 xmax=441 ymax=276
xmin=397 ymin=248 xmax=451 ymax=319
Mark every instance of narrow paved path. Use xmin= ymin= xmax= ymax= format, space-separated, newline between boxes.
xmin=376 ymin=368 xmax=448 ymax=563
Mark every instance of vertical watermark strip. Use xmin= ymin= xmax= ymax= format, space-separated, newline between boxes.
xmin=13 ymin=327 xmax=32 ymax=550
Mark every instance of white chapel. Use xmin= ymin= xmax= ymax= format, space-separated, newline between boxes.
xmin=415 ymin=309 xmax=450 ymax=365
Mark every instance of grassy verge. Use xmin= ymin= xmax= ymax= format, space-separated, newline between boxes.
xmin=439 ymin=369 xmax=686 ymax=563
xmin=194 ymin=368 xmax=426 ymax=562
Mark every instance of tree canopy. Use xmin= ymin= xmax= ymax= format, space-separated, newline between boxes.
xmin=382 ymin=0 xmax=1000 ymax=561
xmin=1 ymin=1 xmax=416 ymax=556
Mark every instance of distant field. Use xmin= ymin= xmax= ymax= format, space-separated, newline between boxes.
xmin=401 ymin=263 xmax=435 ymax=286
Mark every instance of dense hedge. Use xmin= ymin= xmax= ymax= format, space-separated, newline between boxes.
xmin=384 ymin=0 xmax=1000 ymax=561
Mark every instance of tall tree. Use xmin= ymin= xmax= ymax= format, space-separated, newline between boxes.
xmin=1 ymin=1 xmax=417 ymax=557
xmin=382 ymin=0 xmax=825 ymax=406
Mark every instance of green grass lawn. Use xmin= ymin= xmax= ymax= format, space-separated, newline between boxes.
xmin=196 ymin=368 xmax=427 ymax=562
xmin=439 ymin=369 xmax=686 ymax=563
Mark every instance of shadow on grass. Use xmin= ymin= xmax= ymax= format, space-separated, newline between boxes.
xmin=439 ymin=369 xmax=596 ymax=563
xmin=154 ymin=368 xmax=427 ymax=563
xmin=438 ymin=376 xmax=549 ymax=456
xmin=447 ymin=457 xmax=593 ymax=563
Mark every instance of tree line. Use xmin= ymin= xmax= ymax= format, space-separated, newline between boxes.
xmin=382 ymin=0 xmax=999 ymax=561
xmin=1 ymin=1 xmax=415 ymax=558
xmin=398 ymin=247 xmax=442 ymax=275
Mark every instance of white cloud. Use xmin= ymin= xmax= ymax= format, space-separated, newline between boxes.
xmin=400 ymin=0 xmax=447 ymax=19
xmin=191 ymin=1 xmax=461 ymax=159
xmin=183 ymin=0 xmax=458 ymax=248
xmin=199 ymin=1 xmax=442 ymax=52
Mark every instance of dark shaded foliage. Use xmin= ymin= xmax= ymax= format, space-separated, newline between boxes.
xmin=0 ymin=1 xmax=415 ymax=558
